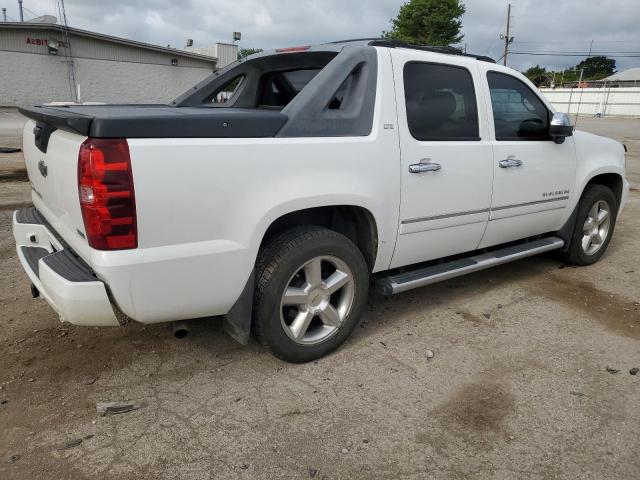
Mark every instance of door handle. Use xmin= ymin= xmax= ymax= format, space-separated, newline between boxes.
xmin=499 ymin=157 xmax=523 ymax=168
xmin=409 ymin=161 xmax=441 ymax=173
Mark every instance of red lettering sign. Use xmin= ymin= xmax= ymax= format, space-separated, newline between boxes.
xmin=26 ymin=37 xmax=65 ymax=47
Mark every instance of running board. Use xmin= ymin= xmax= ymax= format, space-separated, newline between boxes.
xmin=376 ymin=237 xmax=564 ymax=295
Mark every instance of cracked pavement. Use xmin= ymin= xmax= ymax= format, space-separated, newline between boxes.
xmin=1 ymin=115 xmax=639 ymax=479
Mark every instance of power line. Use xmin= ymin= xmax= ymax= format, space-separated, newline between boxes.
xmin=513 ymin=50 xmax=640 ymax=54
xmin=509 ymin=51 xmax=640 ymax=57
xmin=513 ymin=40 xmax=640 ymax=44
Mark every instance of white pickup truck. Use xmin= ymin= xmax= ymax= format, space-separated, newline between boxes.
xmin=14 ymin=39 xmax=629 ymax=362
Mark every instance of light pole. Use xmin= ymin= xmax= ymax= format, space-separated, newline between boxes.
xmin=233 ymin=31 xmax=241 ymax=60
xmin=565 ymin=68 xmax=584 ymax=124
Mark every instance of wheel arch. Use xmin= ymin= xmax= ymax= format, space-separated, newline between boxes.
xmin=224 ymin=204 xmax=379 ymax=347
xmin=259 ymin=205 xmax=379 ymax=272
xmin=582 ymin=172 xmax=624 ymax=207
xmin=558 ymin=171 xmax=624 ymax=249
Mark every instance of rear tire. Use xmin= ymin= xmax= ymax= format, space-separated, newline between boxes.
xmin=253 ymin=226 xmax=369 ymax=363
xmin=564 ymin=184 xmax=618 ymax=266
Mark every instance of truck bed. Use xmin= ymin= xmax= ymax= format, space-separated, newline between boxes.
xmin=18 ymin=105 xmax=288 ymax=139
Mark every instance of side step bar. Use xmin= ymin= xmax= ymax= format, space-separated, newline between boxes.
xmin=376 ymin=236 xmax=564 ymax=295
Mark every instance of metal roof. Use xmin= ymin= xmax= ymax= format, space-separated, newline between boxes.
xmin=0 ymin=22 xmax=217 ymax=62
xmin=604 ymin=68 xmax=640 ymax=81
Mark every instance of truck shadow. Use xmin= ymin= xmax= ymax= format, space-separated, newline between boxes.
xmin=351 ymin=254 xmax=563 ymax=342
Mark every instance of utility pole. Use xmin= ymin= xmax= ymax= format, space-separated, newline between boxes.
xmin=566 ymin=68 xmax=584 ymax=124
xmin=18 ymin=0 xmax=23 ymax=21
xmin=587 ymin=39 xmax=593 ymax=57
xmin=574 ymin=68 xmax=585 ymax=126
xmin=56 ymin=0 xmax=78 ymax=102
xmin=501 ymin=3 xmax=513 ymax=66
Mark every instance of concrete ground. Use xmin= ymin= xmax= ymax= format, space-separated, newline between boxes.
xmin=1 ymin=111 xmax=639 ymax=480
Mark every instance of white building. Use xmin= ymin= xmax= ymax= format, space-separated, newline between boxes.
xmin=603 ymin=68 xmax=640 ymax=86
xmin=0 ymin=22 xmax=238 ymax=106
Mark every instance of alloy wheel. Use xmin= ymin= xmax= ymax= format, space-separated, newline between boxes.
xmin=581 ymin=199 xmax=612 ymax=255
xmin=280 ymin=255 xmax=355 ymax=345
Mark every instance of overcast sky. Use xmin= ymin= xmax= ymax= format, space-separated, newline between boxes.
xmin=6 ymin=0 xmax=640 ymax=72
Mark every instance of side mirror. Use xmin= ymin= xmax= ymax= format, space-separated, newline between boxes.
xmin=550 ymin=112 xmax=573 ymax=144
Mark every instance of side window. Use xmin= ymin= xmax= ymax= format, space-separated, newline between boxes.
xmin=404 ymin=62 xmax=479 ymax=141
xmin=487 ymin=71 xmax=550 ymax=140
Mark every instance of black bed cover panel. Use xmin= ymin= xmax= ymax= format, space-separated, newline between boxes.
xmin=18 ymin=105 xmax=288 ymax=138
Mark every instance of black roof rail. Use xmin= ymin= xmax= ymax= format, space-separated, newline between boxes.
xmin=369 ymin=39 xmax=496 ymax=63
xmin=328 ymin=38 xmax=496 ymax=63
xmin=328 ymin=37 xmax=384 ymax=44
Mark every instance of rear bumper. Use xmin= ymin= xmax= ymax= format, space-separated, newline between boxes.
xmin=12 ymin=208 xmax=121 ymax=327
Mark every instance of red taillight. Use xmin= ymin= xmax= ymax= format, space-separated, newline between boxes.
xmin=78 ymin=138 xmax=137 ymax=250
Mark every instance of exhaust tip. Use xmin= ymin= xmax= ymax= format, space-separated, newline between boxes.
xmin=171 ymin=321 xmax=190 ymax=339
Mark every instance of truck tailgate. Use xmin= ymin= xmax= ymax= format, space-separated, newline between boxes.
xmin=22 ymin=120 xmax=92 ymax=263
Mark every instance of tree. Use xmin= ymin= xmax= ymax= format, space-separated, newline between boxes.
xmin=383 ymin=0 xmax=466 ymax=46
xmin=524 ymin=65 xmax=546 ymax=79
xmin=523 ymin=65 xmax=550 ymax=86
xmin=575 ymin=56 xmax=616 ymax=79
xmin=238 ymin=48 xmax=263 ymax=60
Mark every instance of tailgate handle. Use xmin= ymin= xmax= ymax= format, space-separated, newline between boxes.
xmin=33 ymin=121 xmax=57 ymax=154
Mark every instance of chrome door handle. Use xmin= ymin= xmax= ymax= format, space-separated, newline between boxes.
xmin=499 ymin=157 xmax=523 ymax=168
xmin=409 ymin=162 xmax=441 ymax=173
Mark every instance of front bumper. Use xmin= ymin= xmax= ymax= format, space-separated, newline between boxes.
xmin=619 ymin=178 xmax=630 ymax=216
xmin=12 ymin=208 xmax=121 ymax=327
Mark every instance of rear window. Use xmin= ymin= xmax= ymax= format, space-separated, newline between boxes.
xmin=259 ymin=69 xmax=321 ymax=108
xmin=404 ymin=62 xmax=479 ymax=141
xmin=180 ymin=51 xmax=339 ymax=109
xmin=173 ymin=48 xmax=378 ymax=137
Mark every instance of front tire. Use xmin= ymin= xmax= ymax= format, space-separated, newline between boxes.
xmin=253 ymin=227 xmax=369 ymax=363
xmin=564 ymin=184 xmax=618 ymax=266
